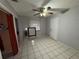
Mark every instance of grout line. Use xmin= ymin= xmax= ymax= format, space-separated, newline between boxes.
xmin=69 ymin=52 xmax=79 ymax=59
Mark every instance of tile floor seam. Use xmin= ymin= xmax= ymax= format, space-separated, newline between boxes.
xmin=69 ymin=52 xmax=79 ymax=59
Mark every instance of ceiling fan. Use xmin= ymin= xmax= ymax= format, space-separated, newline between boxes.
xmin=32 ymin=0 xmax=69 ymax=17
xmin=33 ymin=7 xmax=54 ymax=16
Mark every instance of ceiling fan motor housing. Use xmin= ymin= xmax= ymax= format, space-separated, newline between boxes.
xmin=39 ymin=7 xmax=45 ymax=13
xmin=47 ymin=7 xmax=51 ymax=10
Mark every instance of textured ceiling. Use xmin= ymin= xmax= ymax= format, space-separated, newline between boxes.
xmin=7 ymin=0 xmax=79 ymax=16
xmin=45 ymin=0 xmax=79 ymax=8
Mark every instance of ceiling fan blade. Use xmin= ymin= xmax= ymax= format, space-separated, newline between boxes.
xmin=51 ymin=8 xmax=68 ymax=11
xmin=34 ymin=13 xmax=40 ymax=16
xmin=33 ymin=7 xmax=45 ymax=13
xmin=48 ymin=12 xmax=53 ymax=14
xmin=12 ymin=0 xmax=18 ymax=2
xmin=41 ymin=0 xmax=51 ymax=7
xmin=60 ymin=8 xmax=70 ymax=13
xmin=32 ymin=9 xmax=39 ymax=11
xmin=50 ymin=8 xmax=70 ymax=13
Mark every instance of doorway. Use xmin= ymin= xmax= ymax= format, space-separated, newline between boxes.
xmin=0 ymin=36 xmax=4 ymax=51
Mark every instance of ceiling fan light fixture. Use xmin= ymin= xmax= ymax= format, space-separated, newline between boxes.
xmin=40 ymin=13 xmax=47 ymax=17
xmin=40 ymin=13 xmax=43 ymax=16
xmin=43 ymin=13 xmax=47 ymax=16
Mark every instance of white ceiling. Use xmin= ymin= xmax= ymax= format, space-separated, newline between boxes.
xmin=7 ymin=0 xmax=79 ymax=16
xmin=45 ymin=0 xmax=79 ymax=8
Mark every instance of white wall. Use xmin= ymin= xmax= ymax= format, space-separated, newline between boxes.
xmin=18 ymin=16 xmax=29 ymax=40
xmin=18 ymin=16 xmax=47 ymax=39
xmin=18 ymin=16 xmax=29 ymax=29
xmin=29 ymin=17 xmax=47 ymax=36
xmin=48 ymin=6 xmax=79 ymax=49
xmin=47 ymin=15 xmax=61 ymax=40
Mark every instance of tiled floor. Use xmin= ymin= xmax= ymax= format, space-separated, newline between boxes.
xmin=7 ymin=36 xmax=79 ymax=59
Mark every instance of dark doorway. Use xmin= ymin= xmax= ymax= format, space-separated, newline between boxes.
xmin=15 ymin=18 xmax=20 ymax=42
xmin=0 ymin=36 xmax=4 ymax=51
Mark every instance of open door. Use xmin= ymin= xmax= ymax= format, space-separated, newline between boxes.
xmin=0 ymin=8 xmax=18 ymax=57
xmin=0 ymin=12 xmax=4 ymax=51
xmin=7 ymin=14 xmax=18 ymax=55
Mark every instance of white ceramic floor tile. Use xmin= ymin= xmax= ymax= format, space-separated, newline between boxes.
xmin=56 ymin=55 xmax=67 ymax=59
xmin=7 ymin=36 xmax=79 ymax=59
xmin=43 ymin=55 xmax=50 ymax=59
xmin=70 ymin=55 xmax=79 ymax=59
